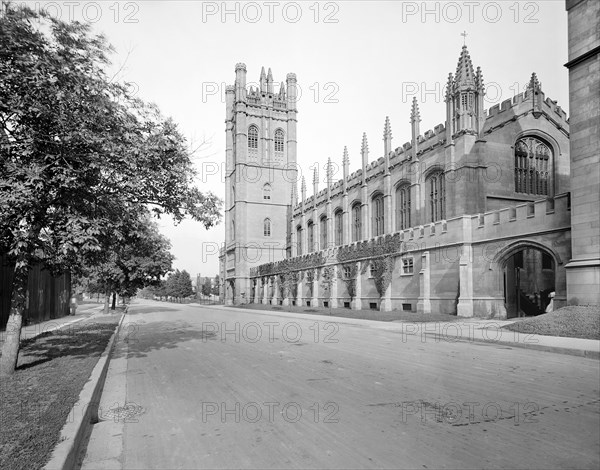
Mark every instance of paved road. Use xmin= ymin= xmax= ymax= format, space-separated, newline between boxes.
xmin=81 ymin=300 xmax=600 ymax=469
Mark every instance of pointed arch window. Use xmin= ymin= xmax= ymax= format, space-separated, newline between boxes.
xmin=352 ymin=203 xmax=362 ymax=242
xmin=334 ymin=210 xmax=343 ymax=246
xmin=320 ymin=216 xmax=327 ymax=250
xmin=395 ymin=184 xmax=411 ymax=231
xmin=372 ymin=194 xmax=385 ymax=237
xmin=296 ymin=226 xmax=303 ymax=256
xmin=514 ymin=137 xmax=550 ymax=195
xmin=263 ymin=218 xmax=271 ymax=237
xmin=263 ymin=183 xmax=271 ymax=200
xmin=248 ymin=125 xmax=258 ymax=150
xmin=307 ymin=221 xmax=314 ymax=253
xmin=274 ymin=129 xmax=285 ymax=154
xmin=427 ymin=172 xmax=446 ymax=222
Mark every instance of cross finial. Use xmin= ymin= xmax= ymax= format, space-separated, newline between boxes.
xmin=461 ymin=31 xmax=468 ymax=46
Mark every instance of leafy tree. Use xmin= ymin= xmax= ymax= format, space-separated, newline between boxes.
xmin=79 ymin=212 xmax=174 ymax=313
xmin=0 ymin=4 xmax=222 ymax=375
xmin=177 ymin=270 xmax=194 ymax=300
xmin=212 ymin=274 xmax=220 ymax=296
xmin=201 ymin=277 xmax=212 ymax=297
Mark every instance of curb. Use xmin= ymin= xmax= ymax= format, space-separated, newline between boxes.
xmin=204 ymin=304 xmax=600 ymax=360
xmin=44 ymin=312 xmax=127 ymax=470
xmin=421 ymin=332 xmax=600 ymax=359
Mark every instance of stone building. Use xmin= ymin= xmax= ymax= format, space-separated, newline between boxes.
xmin=221 ymin=44 xmax=579 ymax=318
xmin=564 ymin=0 xmax=600 ymax=306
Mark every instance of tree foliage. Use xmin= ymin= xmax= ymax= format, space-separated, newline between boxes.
xmin=0 ymin=4 xmax=222 ymax=374
xmin=165 ymin=270 xmax=193 ymax=301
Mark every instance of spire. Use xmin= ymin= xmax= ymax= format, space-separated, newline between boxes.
xmin=383 ymin=117 xmax=392 ymax=171
xmin=312 ymin=166 xmax=319 ymax=197
xmin=383 ymin=116 xmax=392 ymax=139
xmin=454 ymin=45 xmax=476 ymax=88
xmin=260 ymin=66 xmax=267 ymax=92
xmin=342 ymin=146 xmax=349 ymax=190
xmin=475 ymin=66 xmax=484 ymax=91
xmin=278 ymin=82 xmax=286 ymax=99
xmin=267 ymin=67 xmax=274 ymax=93
xmin=410 ymin=97 xmax=421 ymax=160
xmin=301 ymin=176 xmax=306 ymax=207
xmin=361 ymin=133 xmax=369 ymax=177
xmin=527 ymin=72 xmax=541 ymax=92
xmin=410 ymin=97 xmax=421 ymax=124
xmin=445 ymin=72 xmax=454 ymax=102
xmin=326 ymin=158 xmax=332 ymax=199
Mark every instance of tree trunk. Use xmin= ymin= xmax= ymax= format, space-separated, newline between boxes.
xmin=0 ymin=260 xmax=30 ymax=376
xmin=111 ymin=292 xmax=117 ymax=310
xmin=103 ymin=291 xmax=111 ymax=315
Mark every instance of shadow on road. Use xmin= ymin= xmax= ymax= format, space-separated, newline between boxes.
xmin=128 ymin=306 xmax=179 ymax=315
xmin=114 ymin=320 xmax=217 ymax=359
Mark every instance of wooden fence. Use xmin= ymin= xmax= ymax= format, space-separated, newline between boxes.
xmin=0 ymin=255 xmax=71 ymax=329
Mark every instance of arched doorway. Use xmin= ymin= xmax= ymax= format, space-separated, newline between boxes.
xmin=503 ymin=246 xmax=556 ymax=318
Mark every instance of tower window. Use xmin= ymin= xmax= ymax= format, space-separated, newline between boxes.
xmin=395 ymin=184 xmax=411 ymax=231
xmin=427 ymin=172 xmax=446 ymax=223
xmin=372 ymin=194 xmax=385 ymax=237
xmin=514 ymin=137 xmax=551 ymax=196
xmin=263 ymin=183 xmax=271 ymax=200
xmin=334 ymin=210 xmax=343 ymax=246
xmin=263 ymin=218 xmax=271 ymax=237
xmin=307 ymin=221 xmax=314 ymax=253
xmin=248 ymin=125 xmax=258 ymax=150
xmin=274 ymin=129 xmax=284 ymax=154
xmin=352 ymin=203 xmax=362 ymax=242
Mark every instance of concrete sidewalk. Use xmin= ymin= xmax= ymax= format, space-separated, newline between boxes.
xmin=201 ymin=304 xmax=600 ymax=359
xmin=0 ymin=302 xmax=121 ymax=347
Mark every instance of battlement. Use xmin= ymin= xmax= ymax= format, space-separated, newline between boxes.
xmin=484 ymin=89 xmax=568 ymax=124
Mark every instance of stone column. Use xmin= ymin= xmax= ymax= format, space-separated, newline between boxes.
xmin=272 ymin=276 xmax=279 ymax=305
xmin=282 ymin=275 xmax=290 ymax=306
xmin=297 ymin=273 xmax=304 ymax=306
xmin=352 ymin=262 xmax=362 ymax=310
xmin=254 ymin=278 xmax=261 ymax=304
xmin=457 ymin=244 xmax=474 ymax=317
xmin=417 ymin=251 xmax=431 ymax=314
xmin=311 ymin=269 xmax=319 ymax=307
xmin=261 ymin=278 xmax=269 ymax=304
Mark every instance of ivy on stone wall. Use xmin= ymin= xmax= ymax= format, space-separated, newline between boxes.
xmin=320 ymin=266 xmax=334 ymax=297
xmin=336 ymin=233 xmax=404 ymax=264
xmin=371 ymin=257 xmax=396 ymax=298
xmin=253 ymin=252 xmax=326 ymax=277
xmin=337 ymin=262 xmax=358 ymax=299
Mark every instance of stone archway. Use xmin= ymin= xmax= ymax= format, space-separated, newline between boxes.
xmin=496 ymin=242 xmax=559 ymax=319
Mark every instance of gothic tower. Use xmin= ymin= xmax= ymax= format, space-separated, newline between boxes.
xmin=222 ymin=64 xmax=298 ymax=304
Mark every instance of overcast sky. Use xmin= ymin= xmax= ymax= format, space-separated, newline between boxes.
xmin=25 ymin=1 xmax=569 ymax=278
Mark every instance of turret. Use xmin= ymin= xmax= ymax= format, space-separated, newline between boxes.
xmin=235 ymin=62 xmax=247 ymax=102
xmin=313 ymin=166 xmax=319 ymax=199
xmin=286 ymin=73 xmax=297 ymax=111
xmin=445 ymin=45 xmax=485 ymax=137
